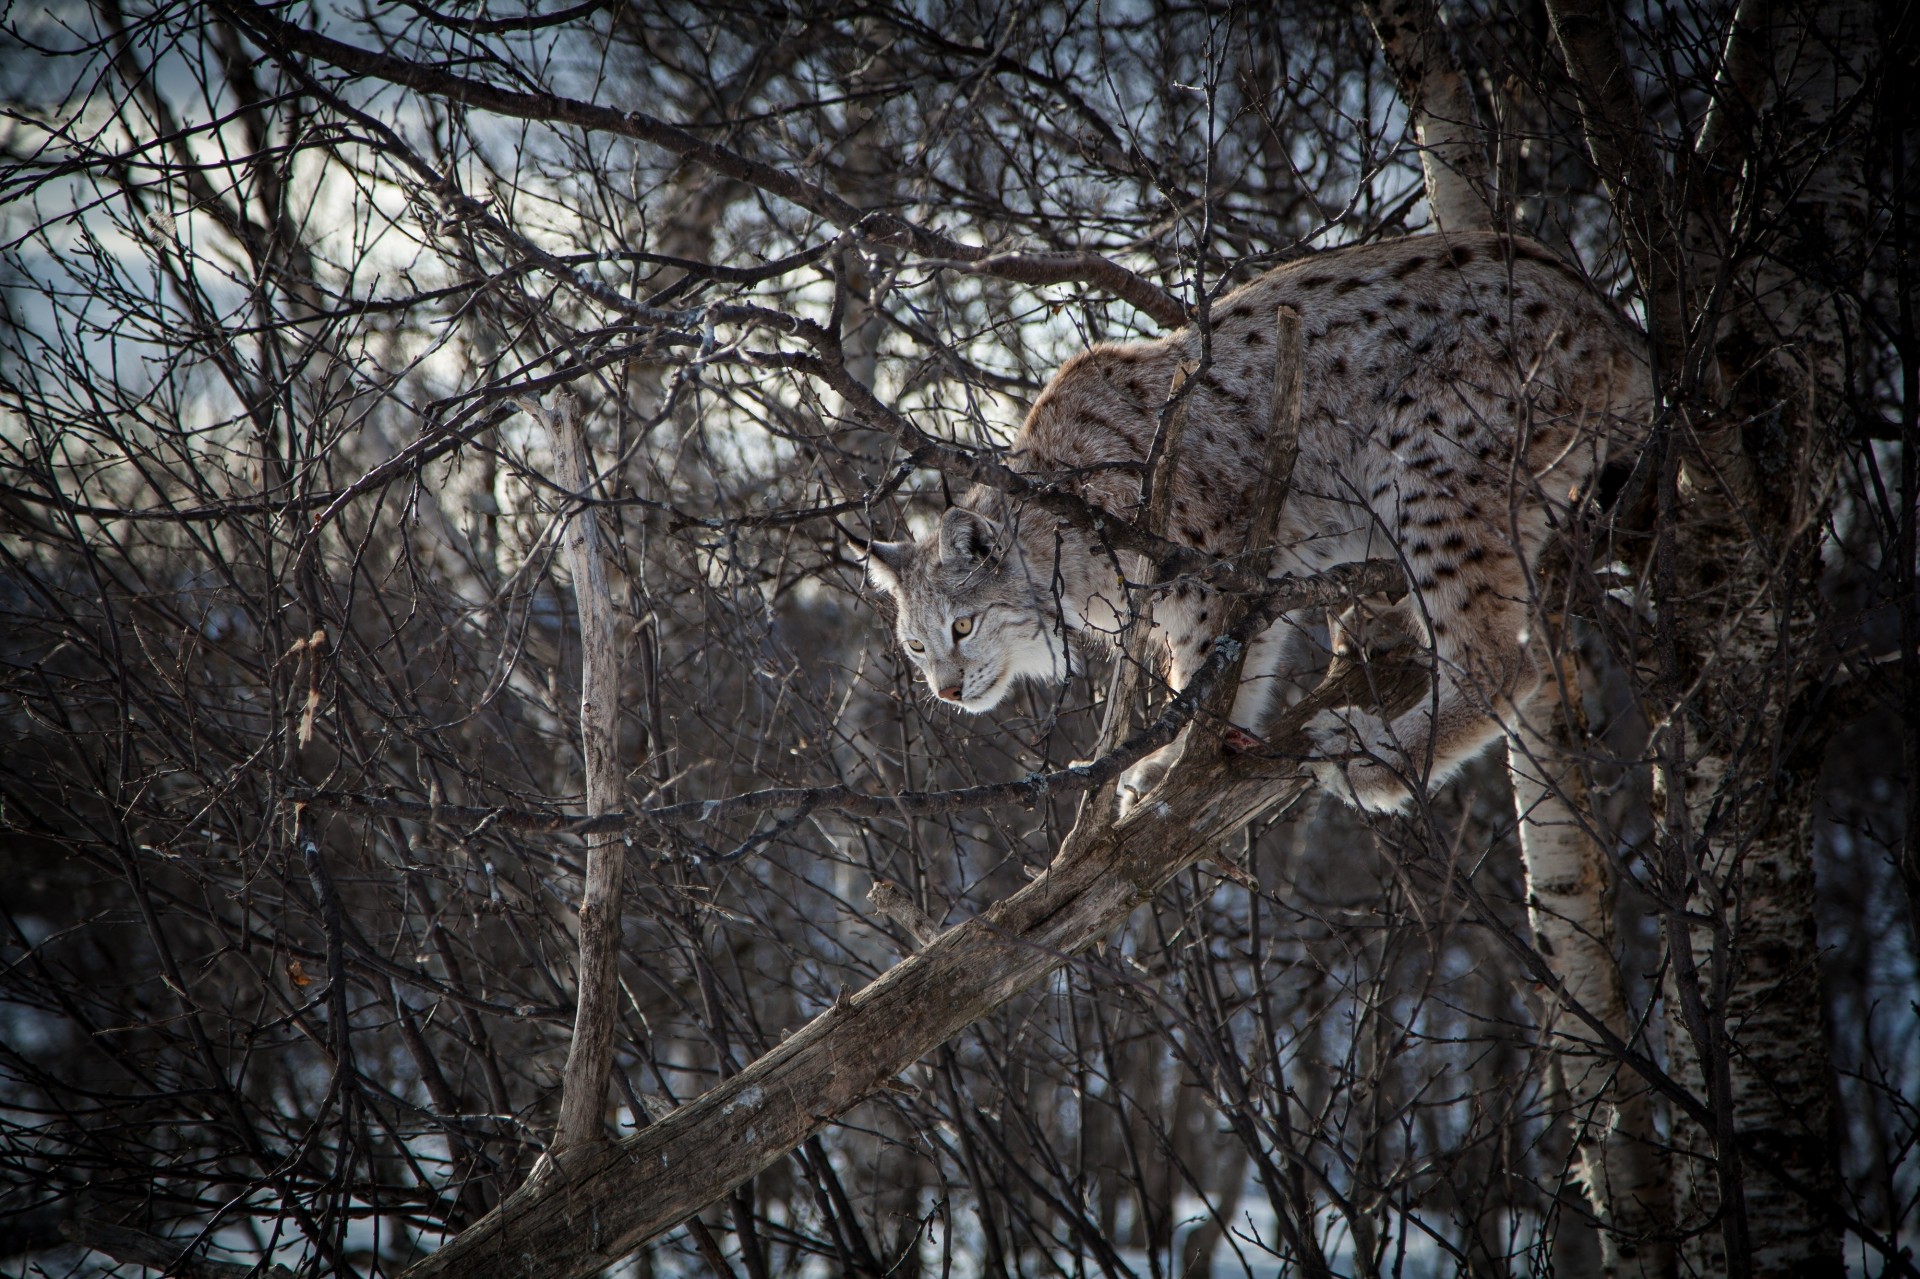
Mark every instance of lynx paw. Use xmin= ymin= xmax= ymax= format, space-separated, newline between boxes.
xmin=1305 ymin=708 xmax=1414 ymax=812
xmin=1117 ymin=745 xmax=1178 ymax=818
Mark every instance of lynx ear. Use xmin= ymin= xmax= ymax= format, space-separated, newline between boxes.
xmin=866 ymin=540 xmax=912 ymax=594
xmin=938 ymin=508 xmax=1000 ymax=566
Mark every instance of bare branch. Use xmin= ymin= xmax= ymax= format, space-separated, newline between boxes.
xmin=59 ymin=1219 xmax=296 ymax=1279
xmin=210 ymin=0 xmax=1191 ymax=328
xmin=866 ymin=880 xmax=944 ymax=949
xmin=1243 ymin=307 xmax=1304 ymax=560
xmin=524 ymin=393 xmax=629 ymax=1155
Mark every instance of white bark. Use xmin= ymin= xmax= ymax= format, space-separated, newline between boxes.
xmin=1362 ymin=0 xmax=1498 ymax=233
xmin=1509 ymin=671 xmax=1672 ymax=1278
xmin=1662 ymin=748 xmax=1835 ymax=1277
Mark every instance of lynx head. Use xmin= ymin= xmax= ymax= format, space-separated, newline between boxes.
xmin=866 ymin=508 xmax=1072 ymax=712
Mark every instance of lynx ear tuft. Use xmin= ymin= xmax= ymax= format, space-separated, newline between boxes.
xmin=938 ymin=508 xmax=1000 ymax=566
xmin=866 ymin=541 xmax=912 ymax=593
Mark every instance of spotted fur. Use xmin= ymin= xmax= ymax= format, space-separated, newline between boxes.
xmin=868 ymin=232 xmax=1652 ymax=810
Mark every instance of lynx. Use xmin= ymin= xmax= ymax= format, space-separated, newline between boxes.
xmin=866 ymin=232 xmax=1652 ymax=811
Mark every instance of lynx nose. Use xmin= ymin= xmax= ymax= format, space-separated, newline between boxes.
xmin=937 ymin=683 xmax=963 ymax=702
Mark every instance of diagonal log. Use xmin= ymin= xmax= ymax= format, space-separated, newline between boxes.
xmin=398 ymin=656 xmax=1429 ymax=1279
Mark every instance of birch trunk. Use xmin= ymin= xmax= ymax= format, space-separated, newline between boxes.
xmin=1656 ymin=0 xmax=1868 ymax=1269
xmin=1361 ymin=0 xmax=1498 ymax=233
xmin=1539 ymin=0 xmax=1870 ymax=1266
xmin=1655 ymin=488 xmax=1842 ymax=1274
xmin=1509 ymin=665 xmax=1673 ymax=1278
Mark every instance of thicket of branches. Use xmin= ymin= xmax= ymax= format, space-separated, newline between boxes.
xmin=1 ymin=1 xmax=1914 ymax=1276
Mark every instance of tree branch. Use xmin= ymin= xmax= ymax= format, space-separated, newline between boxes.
xmin=210 ymin=0 xmax=1190 ymax=328
xmin=1243 ymin=307 xmax=1305 ymax=560
xmin=522 ymin=393 xmax=629 ymax=1154
xmin=59 ymin=1218 xmax=296 ymax=1279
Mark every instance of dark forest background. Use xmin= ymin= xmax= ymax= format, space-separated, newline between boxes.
xmin=0 ymin=1 xmax=1914 ymax=1275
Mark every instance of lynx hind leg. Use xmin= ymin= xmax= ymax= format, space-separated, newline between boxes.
xmin=1311 ymin=570 xmax=1543 ymax=810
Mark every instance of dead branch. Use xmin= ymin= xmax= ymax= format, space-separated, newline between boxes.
xmin=1244 ymin=307 xmax=1304 ymax=560
xmin=525 ymin=393 xmax=629 ymax=1154
xmin=866 ymin=880 xmax=944 ymax=949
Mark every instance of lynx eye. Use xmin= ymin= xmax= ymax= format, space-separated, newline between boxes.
xmin=952 ymin=616 xmax=974 ymax=638
xmin=906 ymin=639 xmax=926 ymax=654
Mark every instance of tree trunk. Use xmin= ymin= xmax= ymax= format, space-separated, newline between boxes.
xmin=1656 ymin=0 xmax=1869 ymax=1269
xmin=1540 ymin=0 xmax=1872 ymax=1268
xmin=1509 ymin=670 xmax=1673 ymax=1278
xmin=535 ymin=392 xmax=630 ymax=1155
xmin=1655 ymin=490 xmax=1843 ymax=1275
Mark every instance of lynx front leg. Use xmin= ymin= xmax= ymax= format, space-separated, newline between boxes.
xmin=1116 ymin=593 xmax=1215 ymax=816
xmin=1224 ymin=614 xmax=1303 ymax=741
xmin=1117 ymin=606 xmax=1302 ymax=815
